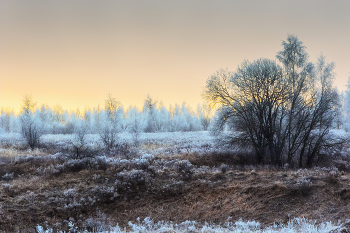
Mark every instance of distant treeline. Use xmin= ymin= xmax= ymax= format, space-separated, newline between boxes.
xmin=0 ymin=94 xmax=212 ymax=134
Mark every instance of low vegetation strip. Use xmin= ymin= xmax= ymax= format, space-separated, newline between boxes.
xmin=36 ymin=217 xmax=345 ymax=233
xmin=0 ymin=136 xmax=350 ymax=232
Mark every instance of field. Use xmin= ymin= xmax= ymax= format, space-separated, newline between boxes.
xmin=1 ymin=131 xmax=350 ymax=232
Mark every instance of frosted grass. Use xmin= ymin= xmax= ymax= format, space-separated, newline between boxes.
xmin=3 ymin=130 xmax=348 ymax=157
xmin=0 ymin=131 xmax=217 ymax=156
xmin=36 ymin=217 xmax=341 ymax=233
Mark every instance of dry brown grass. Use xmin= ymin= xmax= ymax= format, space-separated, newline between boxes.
xmin=0 ymin=149 xmax=350 ymax=231
xmin=0 ymin=148 xmax=47 ymax=158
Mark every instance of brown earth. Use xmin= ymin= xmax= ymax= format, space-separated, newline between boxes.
xmin=0 ymin=152 xmax=350 ymax=232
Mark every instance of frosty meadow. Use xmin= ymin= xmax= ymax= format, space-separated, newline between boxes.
xmin=1 ymin=35 xmax=350 ymax=232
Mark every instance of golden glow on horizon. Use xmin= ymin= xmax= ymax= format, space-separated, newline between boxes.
xmin=1 ymin=0 xmax=349 ymax=113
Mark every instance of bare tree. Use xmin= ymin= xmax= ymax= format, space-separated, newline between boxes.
xmin=105 ymin=93 xmax=122 ymax=122
xmin=197 ymin=103 xmax=212 ymax=130
xmin=21 ymin=94 xmax=37 ymax=114
xmin=143 ymin=95 xmax=159 ymax=133
xmin=99 ymin=94 xmax=123 ymax=151
xmin=128 ymin=107 xmax=144 ymax=146
xmin=204 ymin=35 xmax=342 ymax=167
xmin=68 ymin=121 xmax=98 ymax=159
xmin=99 ymin=111 xmax=119 ymax=152
xmin=204 ymin=60 xmax=288 ymax=165
xmin=20 ymin=95 xmax=43 ymax=149
xmin=0 ymin=107 xmax=14 ymax=133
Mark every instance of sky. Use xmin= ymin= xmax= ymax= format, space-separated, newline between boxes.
xmin=1 ymin=0 xmax=349 ymax=113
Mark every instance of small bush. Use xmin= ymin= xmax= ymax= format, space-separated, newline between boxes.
xmin=84 ymin=211 xmax=111 ymax=232
xmin=136 ymin=159 xmax=150 ymax=170
xmin=2 ymin=172 xmax=14 ymax=181
xmin=294 ymin=178 xmax=313 ymax=197
xmin=63 ymin=159 xmax=90 ymax=173
xmin=92 ymin=185 xmax=118 ymax=202
xmin=1 ymin=183 xmax=17 ymax=196
xmin=220 ymin=164 xmax=228 ymax=174
xmin=64 ymin=143 xmax=100 ymax=160
xmin=64 ymin=122 xmax=100 ymax=159
xmin=116 ymin=169 xmax=148 ymax=186
xmin=93 ymin=156 xmax=109 ymax=171
xmin=176 ymin=160 xmax=193 ymax=180
xmin=141 ymin=154 xmax=154 ymax=160
xmin=20 ymin=113 xmax=44 ymax=150
xmin=37 ymin=157 xmax=108 ymax=176
xmin=99 ymin=122 xmax=120 ymax=152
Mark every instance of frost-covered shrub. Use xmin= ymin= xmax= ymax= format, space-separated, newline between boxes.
xmin=175 ymin=160 xmax=193 ymax=180
xmin=115 ymin=142 xmax=135 ymax=157
xmin=23 ymin=191 xmax=37 ymax=203
xmin=117 ymin=159 xmax=133 ymax=170
xmin=176 ymin=160 xmax=193 ymax=172
xmin=99 ymin=111 xmax=120 ymax=152
xmin=1 ymin=183 xmax=12 ymax=193
xmin=37 ymin=164 xmax=61 ymax=176
xmin=57 ymin=187 xmax=99 ymax=211
xmin=37 ymin=158 xmax=94 ymax=175
xmin=84 ymin=211 xmax=111 ymax=232
xmin=44 ymin=156 xmax=111 ymax=175
xmin=92 ymin=156 xmax=109 ymax=170
xmin=113 ymin=156 xmax=155 ymax=171
xmin=220 ymin=164 xmax=228 ymax=174
xmin=141 ymin=153 xmax=154 ymax=160
xmin=64 ymin=188 xmax=77 ymax=199
xmin=0 ymin=133 xmax=26 ymax=149
xmin=36 ymin=225 xmax=53 ymax=233
xmin=65 ymin=122 xmax=100 ymax=159
xmin=64 ymin=143 xmax=100 ymax=160
xmin=147 ymin=165 xmax=156 ymax=174
xmin=92 ymin=185 xmax=118 ymax=202
xmin=135 ymin=158 xmax=150 ymax=170
xmin=1 ymin=183 xmax=17 ymax=196
xmin=63 ymin=159 xmax=90 ymax=173
xmin=20 ymin=112 xmax=44 ymax=149
xmin=2 ymin=172 xmax=14 ymax=181
xmin=116 ymin=169 xmax=149 ymax=186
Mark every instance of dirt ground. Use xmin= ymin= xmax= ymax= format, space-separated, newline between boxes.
xmin=0 ymin=153 xmax=350 ymax=232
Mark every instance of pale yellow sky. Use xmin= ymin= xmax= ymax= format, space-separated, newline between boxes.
xmin=1 ymin=0 xmax=349 ymax=112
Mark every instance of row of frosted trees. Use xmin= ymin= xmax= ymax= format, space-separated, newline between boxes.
xmin=0 ymin=95 xmax=212 ymax=135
